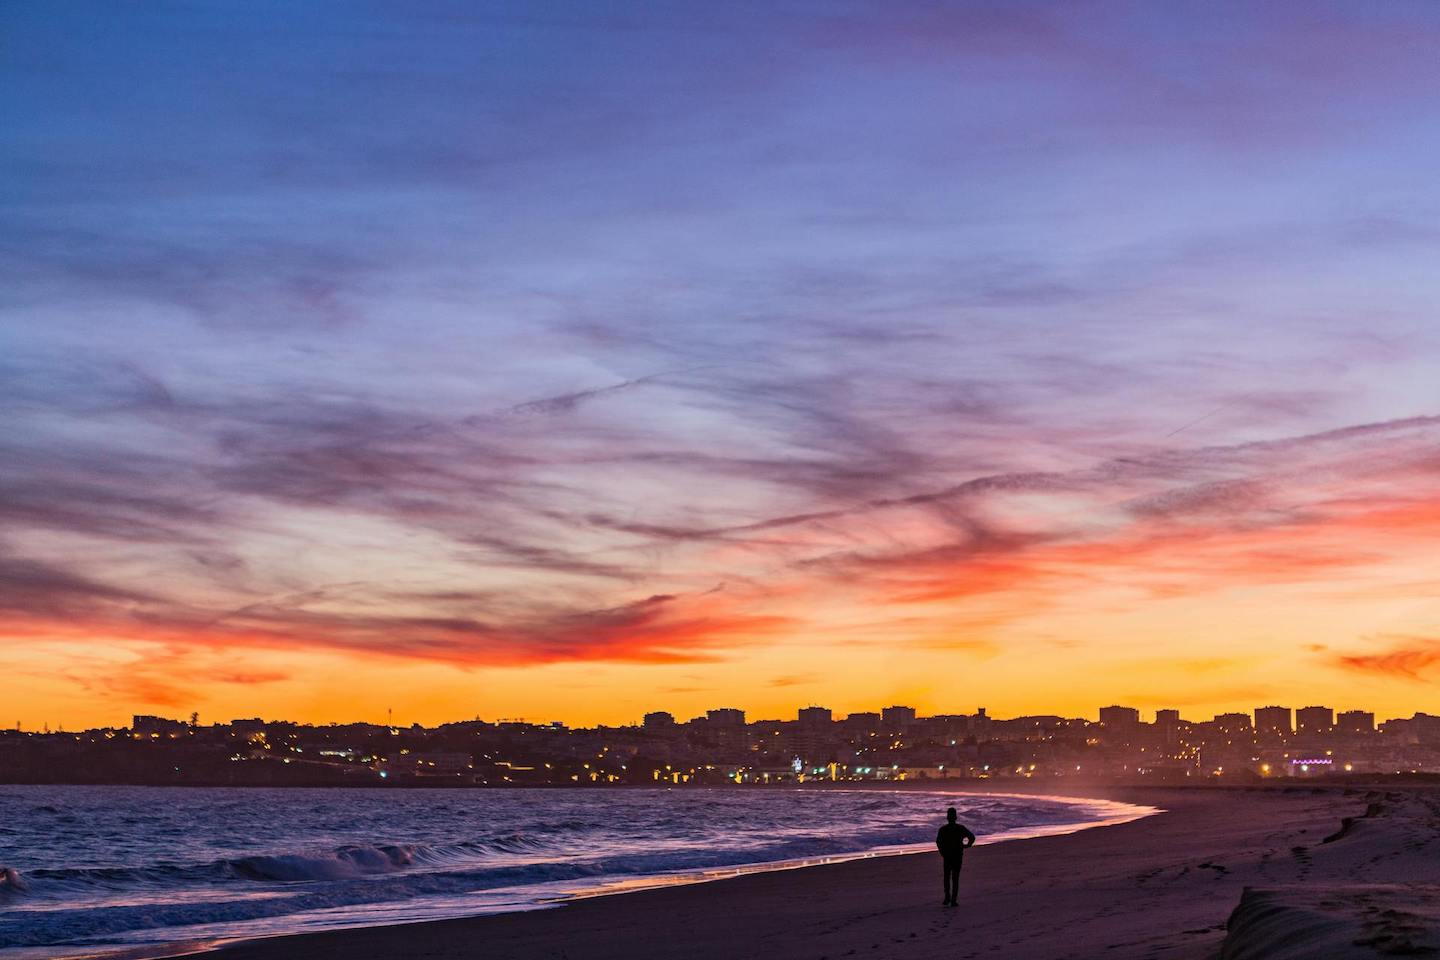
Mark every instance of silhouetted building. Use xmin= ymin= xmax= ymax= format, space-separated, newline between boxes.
xmin=1214 ymin=712 xmax=1253 ymax=734
xmin=1415 ymin=713 xmax=1440 ymax=742
xmin=1099 ymin=705 xmax=1140 ymax=727
xmin=969 ymin=707 xmax=993 ymax=737
xmin=706 ymin=708 xmax=745 ymax=727
xmin=1255 ymin=706 xmax=1292 ymax=737
xmin=844 ymin=711 xmax=881 ymax=733
xmin=643 ymin=711 xmax=675 ymax=729
xmin=881 ymin=705 xmax=917 ymax=729
xmin=798 ymin=706 xmax=832 ymax=727
xmin=1385 ymin=712 xmax=1440 ymax=745
xmin=1337 ymin=710 xmax=1375 ymax=734
xmin=1296 ymin=706 xmax=1333 ymax=735
xmin=132 ymin=715 xmax=187 ymax=737
xmin=1155 ymin=709 xmax=1181 ymax=726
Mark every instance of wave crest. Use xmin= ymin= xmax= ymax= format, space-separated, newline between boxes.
xmin=229 ymin=845 xmax=424 ymax=882
xmin=0 ymin=867 xmax=26 ymax=895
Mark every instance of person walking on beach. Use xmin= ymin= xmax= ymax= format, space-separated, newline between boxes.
xmin=936 ymin=806 xmax=976 ymax=906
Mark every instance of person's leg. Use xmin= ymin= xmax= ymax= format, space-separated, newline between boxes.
xmin=944 ymin=862 xmax=958 ymax=903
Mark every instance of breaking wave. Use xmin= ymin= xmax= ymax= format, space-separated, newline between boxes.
xmin=0 ymin=867 xmax=25 ymax=895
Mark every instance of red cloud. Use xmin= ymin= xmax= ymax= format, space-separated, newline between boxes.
xmin=871 ymin=496 xmax=1440 ymax=621
xmin=3 ymin=589 xmax=795 ymax=673
xmin=1332 ymin=636 xmax=1440 ymax=681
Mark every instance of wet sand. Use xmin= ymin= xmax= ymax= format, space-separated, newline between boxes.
xmin=205 ymin=785 xmax=1440 ymax=960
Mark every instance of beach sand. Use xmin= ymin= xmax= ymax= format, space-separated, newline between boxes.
xmin=207 ymin=785 xmax=1440 ymax=960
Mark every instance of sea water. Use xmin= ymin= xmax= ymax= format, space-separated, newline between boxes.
xmin=0 ymin=785 xmax=1154 ymax=958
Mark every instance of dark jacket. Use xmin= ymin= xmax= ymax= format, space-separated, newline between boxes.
xmin=936 ymin=822 xmax=976 ymax=860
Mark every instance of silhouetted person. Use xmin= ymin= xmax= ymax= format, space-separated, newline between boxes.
xmin=935 ymin=806 xmax=976 ymax=906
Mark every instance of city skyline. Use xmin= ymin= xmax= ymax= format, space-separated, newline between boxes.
xmin=23 ymin=698 xmax=1428 ymax=737
xmin=7 ymin=2 xmax=1440 ymax=729
xmin=9 ymin=696 xmax=1437 ymax=790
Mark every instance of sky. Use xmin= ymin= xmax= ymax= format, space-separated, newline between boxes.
xmin=4 ymin=1 xmax=1440 ymax=730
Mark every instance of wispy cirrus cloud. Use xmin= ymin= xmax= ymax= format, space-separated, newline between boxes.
xmin=8 ymin=0 xmax=1440 ymax=722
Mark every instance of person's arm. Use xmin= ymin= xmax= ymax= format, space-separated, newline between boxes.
xmin=962 ymin=824 xmax=976 ymax=847
xmin=936 ymin=828 xmax=945 ymax=852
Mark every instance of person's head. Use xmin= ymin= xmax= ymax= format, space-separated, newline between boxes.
xmin=946 ymin=807 xmax=957 ymax=823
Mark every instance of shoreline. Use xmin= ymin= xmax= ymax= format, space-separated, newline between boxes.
xmin=16 ymin=790 xmax=1156 ymax=960
xmin=536 ymin=790 xmax=1158 ymax=905
xmin=196 ymin=784 xmax=1439 ymax=960
xmin=21 ymin=784 xmax=1440 ymax=960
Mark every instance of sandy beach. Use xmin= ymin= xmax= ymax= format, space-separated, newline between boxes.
xmin=200 ymin=785 xmax=1440 ymax=960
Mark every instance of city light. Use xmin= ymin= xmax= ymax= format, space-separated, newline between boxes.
xmin=10 ymin=703 xmax=1435 ymax=787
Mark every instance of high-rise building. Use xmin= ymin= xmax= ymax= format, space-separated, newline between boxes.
xmin=1295 ymin=706 xmax=1334 ymax=735
xmin=881 ymin=705 xmax=917 ymax=728
xmin=1410 ymin=713 xmax=1440 ymax=742
xmin=1099 ymin=705 xmax=1140 ymax=727
xmin=1254 ymin=706 xmax=1292 ymax=736
xmin=844 ymin=711 xmax=882 ymax=733
xmin=1213 ymin=712 xmax=1252 ymax=733
xmin=968 ymin=707 xmax=992 ymax=737
xmin=643 ymin=711 xmax=675 ymax=729
xmin=798 ymin=706 xmax=833 ymax=727
xmin=1336 ymin=710 xmax=1375 ymax=734
xmin=706 ymin=708 xmax=746 ymax=727
xmin=1155 ymin=709 xmax=1181 ymax=726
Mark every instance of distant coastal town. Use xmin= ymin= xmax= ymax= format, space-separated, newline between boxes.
xmin=4 ymin=703 xmax=1439 ymax=787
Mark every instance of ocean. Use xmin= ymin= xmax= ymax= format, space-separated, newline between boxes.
xmin=0 ymin=785 xmax=1154 ymax=958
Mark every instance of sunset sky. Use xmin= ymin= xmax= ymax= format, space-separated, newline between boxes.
xmin=5 ymin=1 xmax=1440 ymax=730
